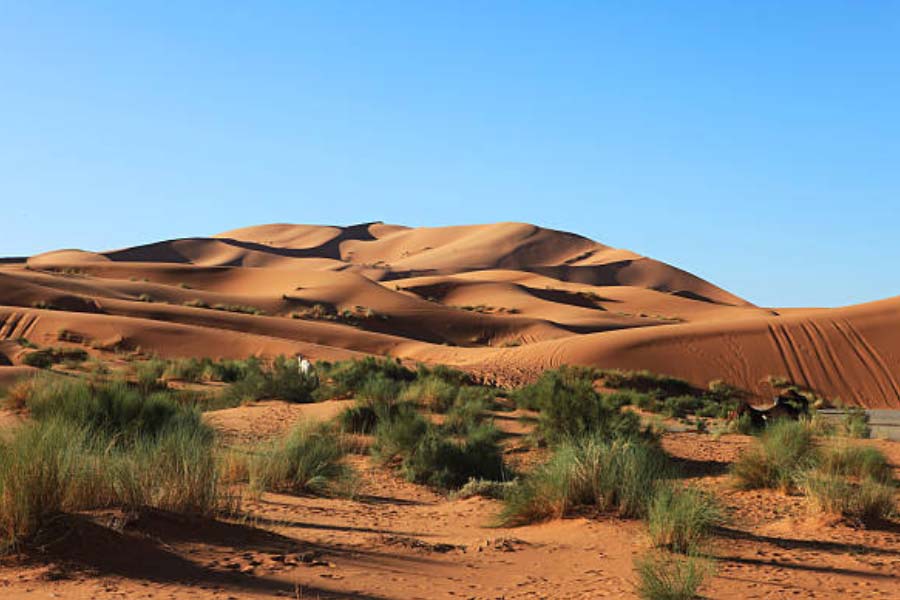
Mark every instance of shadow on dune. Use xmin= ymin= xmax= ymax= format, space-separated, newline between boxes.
xmin=27 ymin=509 xmax=435 ymax=599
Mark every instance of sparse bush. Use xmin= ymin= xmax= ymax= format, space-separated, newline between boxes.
xmin=135 ymin=358 xmax=167 ymax=391
xmin=137 ymin=293 xmax=153 ymax=303
xmin=163 ymin=357 xmax=208 ymax=383
xmin=217 ymin=355 xmax=316 ymax=404
xmin=22 ymin=347 xmax=88 ymax=369
xmin=499 ymin=436 xmax=670 ymax=526
xmin=3 ymin=377 xmax=36 ymax=411
xmin=452 ymin=477 xmax=516 ymax=500
xmin=841 ymin=408 xmax=870 ymax=438
xmin=817 ymin=444 xmax=893 ymax=483
xmin=541 ymin=378 xmax=645 ymax=445
xmin=315 ymin=357 xmax=415 ymax=401
xmin=0 ymin=420 xmax=105 ymax=552
xmin=183 ymin=299 xmax=210 ymax=309
xmin=249 ymin=423 xmax=354 ymax=496
xmin=400 ymin=422 xmax=505 ymax=489
xmin=801 ymin=474 xmax=895 ymax=522
xmin=25 ymin=377 xmax=206 ymax=446
xmin=205 ymin=357 xmax=259 ymax=382
xmin=731 ymin=420 xmax=817 ymax=491
xmin=443 ymin=388 xmax=493 ymax=435
xmin=372 ymin=406 xmax=505 ymax=489
xmin=600 ymin=369 xmax=694 ymax=397
xmin=634 ymin=550 xmax=712 ymax=600
xmin=647 ymin=486 xmax=722 ymax=553
xmin=401 ymin=376 xmax=458 ymax=412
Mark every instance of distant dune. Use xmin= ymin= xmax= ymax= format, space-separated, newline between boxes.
xmin=3 ymin=221 xmax=898 ymax=407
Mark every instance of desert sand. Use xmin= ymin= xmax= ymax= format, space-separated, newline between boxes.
xmin=2 ymin=221 xmax=898 ymax=406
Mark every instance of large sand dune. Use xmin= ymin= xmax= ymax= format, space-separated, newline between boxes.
xmin=3 ymin=222 xmax=898 ymax=406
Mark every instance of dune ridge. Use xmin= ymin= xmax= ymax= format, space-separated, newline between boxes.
xmin=3 ymin=221 xmax=898 ymax=407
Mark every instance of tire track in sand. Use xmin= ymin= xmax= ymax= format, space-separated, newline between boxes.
xmin=838 ymin=319 xmax=900 ymax=406
xmin=767 ymin=322 xmax=811 ymax=388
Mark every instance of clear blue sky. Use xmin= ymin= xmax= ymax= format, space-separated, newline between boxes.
xmin=2 ymin=2 xmax=897 ymax=307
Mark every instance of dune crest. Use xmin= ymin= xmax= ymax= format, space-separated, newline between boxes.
xmin=3 ymin=221 xmax=898 ymax=407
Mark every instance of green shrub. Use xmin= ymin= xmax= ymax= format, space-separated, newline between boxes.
xmin=841 ymin=408 xmax=870 ymax=438
xmin=372 ymin=407 xmax=506 ymax=490
xmin=817 ymin=444 xmax=893 ymax=483
xmin=371 ymin=405 xmax=430 ymax=463
xmin=535 ymin=374 xmax=645 ymax=445
xmin=249 ymin=423 xmax=353 ymax=496
xmin=443 ymin=388 xmax=493 ymax=435
xmin=206 ymin=357 xmax=259 ymax=382
xmin=511 ymin=366 xmax=597 ymax=411
xmin=801 ymin=474 xmax=895 ymax=522
xmin=0 ymin=420 xmax=104 ymax=552
xmin=499 ymin=436 xmax=670 ymax=526
xmin=135 ymin=358 xmax=167 ymax=391
xmin=416 ymin=364 xmax=473 ymax=386
xmin=634 ymin=551 xmax=712 ymax=600
xmin=163 ymin=357 xmax=209 ymax=382
xmin=600 ymin=369 xmax=694 ymax=397
xmin=357 ymin=374 xmax=404 ymax=404
xmin=113 ymin=420 xmax=220 ymax=514
xmin=22 ymin=347 xmax=88 ymax=369
xmin=315 ymin=357 xmax=415 ymax=400
xmin=401 ymin=376 xmax=459 ymax=412
xmin=731 ymin=420 xmax=817 ymax=490
xmin=452 ymin=477 xmax=516 ymax=500
xmin=217 ymin=356 xmax=316 ymax=404
xmin=25 ymin=377 xmax=206 ymax=446
xmin=400 ymin=422 xmax=505 ymax=489
xmin=647 ymin=486 xmax=722 ymax=554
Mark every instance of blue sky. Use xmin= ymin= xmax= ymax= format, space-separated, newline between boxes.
xmin=1 ymin=1 xmax=897 ymax=307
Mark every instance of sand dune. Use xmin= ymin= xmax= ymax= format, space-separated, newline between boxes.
xmin=3 ymin=221 xmax=899 ymax=406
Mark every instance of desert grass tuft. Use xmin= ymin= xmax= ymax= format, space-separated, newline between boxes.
xmin=249 ymin=423 xmax=355 ymax=497
xmin=731 ymin=420 xmax=817 ymax=491
xmin=499 ymin=435 xmax=670 ymax=526
xmin=634 ymin=550 xmax=713 ymax=600
xmin=646 ymin=485 xmax=722 ymax=553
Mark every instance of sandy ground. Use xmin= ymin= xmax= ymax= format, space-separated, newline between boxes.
xmin=1 ymin=221 xmax=898 ymax=406
xmin=0 ymin=399 xmax=897 ymax=599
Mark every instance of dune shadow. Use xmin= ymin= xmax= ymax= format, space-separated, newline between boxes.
xmin=30 ymin=510 xmax=435 ymax=599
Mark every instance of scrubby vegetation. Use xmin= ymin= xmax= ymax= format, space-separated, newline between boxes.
xmin=22 ymin=347 xmax=88 ymax=369
xmin=249 ymin=422 xmax=355 ymax=496
xmin=731 ymin=420 xmax=817 ymax=491
xmin=372 ymin=404 xmax=507 ymax=490
xmin=634 ymin=551 xmax=712 ymax=600
xmin=0 ymin=375 xmax=222 ymax=553
xmin=647 ymin=486 xmax=721 ymax=553
xmin=499 ymin=436 xmax=670 ymax=525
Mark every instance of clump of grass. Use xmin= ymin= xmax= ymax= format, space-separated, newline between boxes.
xmin=401 ymin=376 xmax=458 ymax=412
xmin=24 ymin=376 xmax=206 ymax=445
xmin=451 ymin=477 xmax=516 ymax=500
xmin=443 ymin=387 xmax=493 ymax=435
xmin=217 ymin=355 xmax=317 ymax=404
xmin=599 ymin=369 xmax=694 ymax=397
xmin=372 ymin=406 xmax=506 ymax=489
xmin=137 ymin=293 xmax=153 ymax=303
xmin=22 ymin=347 xmax=88 ymax=369
xmin=3 ymin=377 xmax=36 ymax=411
xmin=211 ymin=303 xmax=266 ymax=316
xmin=135 ymin=358 xmax=168 ymax=391
xmin=817 ymin=444 xmax=893 ymax=483
xmin=0 ymin=420 xmax=104 ymax=552
xmin=163 ymin=357 xmax=209 ymax=383
xmin=183 ymin=299 xmax=210 ymax=309
xmin=315 ymin=357 xmax=415 ymax=401
xmin=249 ymin=423 xmax=354 ymax=496
xmin=801 ymin=474 xmax=895 ymax=522
xmin=647 ymin=486 xmax=722 ymax=553
xmin=634 ymin=550 xmax=713 ymax=600
xmin=499 ymin=436 xmax=670 ymax=526
xmin=841 ymin=407 xmax=870 ymax=438
xmin=731 ymin=420 xmax=817 ymax=491
xmin=114 ymin=420 xmax=219 ymax=514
